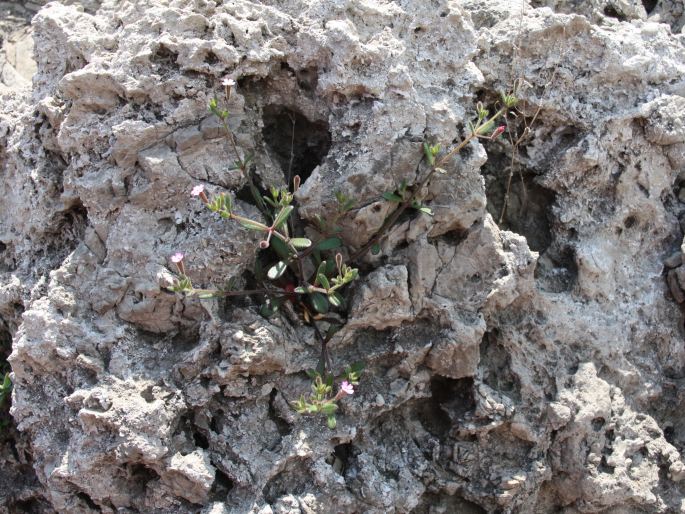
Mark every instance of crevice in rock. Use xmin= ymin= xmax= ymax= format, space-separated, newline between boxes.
xmin=603 ymin=5 xmax=628 ymax=20
xmin=431 ymin=375 xmax=476 ymax=421
xmin=76 ymin=492 xmax=101 ymax=511
xmin=410 ymin=492 xmax=487 ymax=514
xmin=479 ymin=330 xmax=521 ymax=402
xmin=262 ymin=459 xmax=311 ymax=504
xmin=125 ymin=463 xmax=160 ymax=499
xmin=327 ymin=442 xmax=354 ymax=476
xmin=484 ymin=162 xmax=555 ymax=254
xmin=209 ymin=465 xmax=234 ymax=501
xmin=261 ymin=105 xmax=331 ymax=184
xmin=642 ymin=0 xmax=658 ymax=14
xmin=267 ymin=388 xmax=292 ymax=437
xmin=151 ymin=44 xmax=179 ymax=67
xmin=36 ymin=200 xmax=88 ymax=271
xmin=534 ymin=242 xmax=578 ymax=293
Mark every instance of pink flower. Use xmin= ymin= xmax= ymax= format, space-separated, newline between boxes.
xmin=340 ymin=381 xmax=354 ymax=396
xmin=171 ymin=252 xmax=184 ymax=263
xmin=191 ymin=184 xmax=205 ymax=197
xmin=221 ymin=77 xmax=236 ymax=87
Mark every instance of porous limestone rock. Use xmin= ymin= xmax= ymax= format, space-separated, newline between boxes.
xmin=1 ymin=0 xmax=685 ymax=512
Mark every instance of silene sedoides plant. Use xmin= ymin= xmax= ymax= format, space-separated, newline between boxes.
xmin=168 ymin=77 xmax=517 ymax=428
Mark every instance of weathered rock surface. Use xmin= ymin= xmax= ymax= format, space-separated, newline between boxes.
xmin=1 ymin=0 xmax=685 ymax=512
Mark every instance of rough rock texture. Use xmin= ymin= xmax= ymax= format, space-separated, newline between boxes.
xmin=1 ymin=0 xmax=685 ymax=512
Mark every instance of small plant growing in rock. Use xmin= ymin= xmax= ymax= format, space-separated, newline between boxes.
xmin=169 ymin=77 xmax=517 ymax=428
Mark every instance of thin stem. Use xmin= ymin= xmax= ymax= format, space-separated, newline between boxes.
xmin=220 ymin=118 xmax=243 ymax=168
xmin=286 ymin=114 xmax=296 ymax=186
xmin=350 ymin=108 xmax=508 ymax=262
xmin=188 ymin=288 xmax=272 ymax=297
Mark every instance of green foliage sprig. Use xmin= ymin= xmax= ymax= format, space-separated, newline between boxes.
xmin=168 ymin=79 xmax=518 ymax=428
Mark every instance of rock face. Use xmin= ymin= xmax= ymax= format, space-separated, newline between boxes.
xmin=1 ymin=0 xmax=685 ymax=512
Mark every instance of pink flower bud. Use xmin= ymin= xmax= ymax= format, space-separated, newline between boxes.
xmin=491 ymin=125 xmax=506 ymax=139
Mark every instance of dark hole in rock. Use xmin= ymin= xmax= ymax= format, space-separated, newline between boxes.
xmin=204 ymin=51 xmax=219 ymax=65
xmin=193 ymin=430 xmax=209 ymax=449
xmin=329 ymin=443 xmax=353 ymax=476
xmin=485 ymin=169 xmax=555 ymax=253
xmin=209 ymin=414 xmax=220 ymax=434
xmin=128 ymin=463 xmax=160 ymax=484
xmin=603 ymin=5 xmax=627 ymax=20
xmin=535 ymin=244 xmax=578 ymax=293
xmin=76 ymin=492 xmax=100 ymax=511
xmin=268 ymin=388 xmax=292 ymax=437
xmin=599 ymin=455 xmax=615 ymax=474
xmin=210 ymin=466 xmax=234 ymax=500
xmin=642 ymin=0 xmax=658 ymax=13
xmin=431 ymin=375 xmax=475 ymax=420
xmin=479 ymin=331 xmax=521 ymax=401
xmin=0 ymin=242 xmax=4 ymax=253
xmin=410 ymin=492 xmax=487 ymax=514
xmin=414 ymin=379 xmax=470 ymax=437
xmin=151 ymin=44 xmax=179 ymax=66
xmin=624 ymin=215 xmax=637 ymax=229
xmin=261 ymin=105 xmax=331 ymax=184
xmin=125 ymin=463 xmax=160 ymax=498
xmin=9 ymin=498 xmax=47 ymax=513
xmin=592 ymin=417 xmax=605 ymax=431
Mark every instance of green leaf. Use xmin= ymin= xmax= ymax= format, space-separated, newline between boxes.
xmin=423 ymin=142 xmax=435 ymax=166
xmin=371 ymin=243 xmax=381 ymax=255
xmin=418 ymin=206 xmax=433 ymax=216
xmin=476 ymin=119 xmax=495 ymax=136
xmin=321 ymin=403 xmax=338 ymax=416
xmin=196 ymin=291 xmax=220 ymax=299
xmin=270 ymin=236 xmax=293 ymax=260
xmin=310 ymin=292 xmax=329 ymax=314
xmin=238 ymin=218 xmax=267 ymax=231
xmin=305 ymin=369 xmax=319 ymax=380
xmin=316 ymin=237 xmax=342 ymax=251
xmin=316 ymin=261 xmax=328 ymax=279
xmin=326 ymin=415 xmax=337 ymax=429
xmin=259 ymin=302 xmax=278 ymax=318
xmin=325 ymin=259 xmax=336 ymax=275
xmin=328 ymin=291 xmax=344 ymax=308
xmin=267 ymin=261 xmax=287 ymax=280
xmin=294 ymin=286 xmax=308 ymax=294
xmin=318 ymin=274 xmax=330 ymax=290
xmin=290 ymin=237 xmax=312 ymax=249
xmin=383 ymin=192 xmax=402 ymax=202
xmin=273 ymin=206 xmax=294 ymax=229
